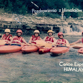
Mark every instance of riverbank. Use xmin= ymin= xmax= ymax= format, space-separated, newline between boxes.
xmin=0 ymin=9 xmax=83 ymax=35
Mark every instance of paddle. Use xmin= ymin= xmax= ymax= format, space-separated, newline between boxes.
xmin=70 ymin=43 xmax=83 ymax=48
xmin=70 ymin=43 xmax=81 ymax=46
xmin=27 ymin=40 xmax=57 ymax=48
xmin=70 ymin=43 xmax=76 ymax=46
xmin=10 ymin=43 xmax=30 ymax=47
xmin=0 ymin=39 xmax=30 ymax=47
xmin=0 ymin=40 xmax=8 ymax=45
xmin=0 ymin=40 xmax=22 ymax=46
xmin=27 ymin=43 xmax=42 ymax=48
xmin=34 ymin=40 xmax=53 ymax=48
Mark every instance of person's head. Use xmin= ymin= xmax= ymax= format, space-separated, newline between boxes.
xmin=16 ymin=29 xmax=23 ymax=37
xmin=58 ymin=32 xmax=64 ymax=39
xmin=34 ymin=30 xmax=40 ymax=37
xmin=5 ymin=29 xmax=10 ymax=36
xmin=47 ymin=30 xmax=54 ymax=36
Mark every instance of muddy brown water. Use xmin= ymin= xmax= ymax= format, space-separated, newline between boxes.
xmin=0 ymin=34 xmax=83 ymax=83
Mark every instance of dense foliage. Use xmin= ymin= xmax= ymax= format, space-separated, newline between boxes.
xmin=0 ymin=0 xmax=83 ymax=18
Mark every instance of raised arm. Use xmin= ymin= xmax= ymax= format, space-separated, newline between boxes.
xmin=70 ymin=39 xmax=82 ymax=45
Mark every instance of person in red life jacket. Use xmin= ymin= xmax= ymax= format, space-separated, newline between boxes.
xmin=11 ymin=29 xmax=28 ymax=45
xmin=56 ymin=32 xmax=70 ymax=47
xmin=1 ymin=29 xmax=12 ymax=43
xmin=70 ymin=31 xmax=83 ymax=45
xmin=44 ymin=30 xmax=57 ymax=45
xmin=29 ymin=30 xmax=42 ymax=44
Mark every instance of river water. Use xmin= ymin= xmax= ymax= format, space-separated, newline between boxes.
xmin=0 ymin=34 xmax=83 ymax=83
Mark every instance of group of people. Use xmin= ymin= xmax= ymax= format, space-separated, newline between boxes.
xmin=1 ymin=28 xmax=83 ymax=47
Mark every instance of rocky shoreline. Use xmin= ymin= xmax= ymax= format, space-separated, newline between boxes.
xmin=0 ymin=12 xmax=83 ymax=35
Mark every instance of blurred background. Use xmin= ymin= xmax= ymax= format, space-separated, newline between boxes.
xmin=0 ymin=0 xmax=83 ymax=35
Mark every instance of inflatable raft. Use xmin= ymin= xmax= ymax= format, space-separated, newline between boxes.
xmin=34 ymin=40 xmax=53 ymax=54
xmin=78 ymin=48 xmax=83 ymax=54
xmin=71 ymin=44 xmax=83 ymax=49
xmin=0 ymin=46 xmax=21 ymax=53
xmin=50 ymin=47 xmax=69 ymax=54
xmin=39 ymin=47 xmax=51 ymax=54
xmin=22 ymin=45 xmax=38 ymax=53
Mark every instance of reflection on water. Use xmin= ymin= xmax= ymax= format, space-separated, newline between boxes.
xmin=0 ymin=35 xmax=83 ymax=83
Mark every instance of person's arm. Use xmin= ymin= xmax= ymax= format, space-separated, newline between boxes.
xmin=65 ymin=40 xmax=70 ymax=47
xmin=10 ymin=37 xmax=13 ymax=41
xmin=55 ymin=39 xmax=61 ymax=46
xmin=70 ymin=39 xmax=82 ymax=45
xmin=40 ymin=37 xmax=43 ymax=40
xmin=22 ymin=38 xmax=28 ymax=44
xmin=52 ymin=38 xmax=57 ymax=45
xmin=6 ymin=36 xmax=13 ymax=44
xmin=1 ymin=35 xmax=3 ymax=40
xmin=28 ymin=37 xmax=32 ymax=44
xmin=43 ymin=37 xmax=46 ymax=41
xmin=10 ymin=37 xmax=14 ymax=44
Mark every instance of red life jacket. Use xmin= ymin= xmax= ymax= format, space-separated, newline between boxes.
xmin=2 ymin=34 xmax=12 ymax=41
xmin=56 ymin=39 xmax=66 ymax=45
xmin=12 ymin=36 xmax=24 ymax=44
xmin=31 ymin=35 xmax=40 ymax=44
xmin=45 ymin=36 xmax=54 ymax=42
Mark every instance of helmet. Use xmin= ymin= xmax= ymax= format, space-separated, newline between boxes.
xmin=58 ymin=32 xmax=63 ymax=36
xmin=47 ymin=30 xmax=54 ymax=33
xmin=16 ymin=29 xmax=23 ymax=34
xmin=5 ymin=29 xmax=10 ymax=33
xmin=34 ymin=30 xmax=40 ymax=34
